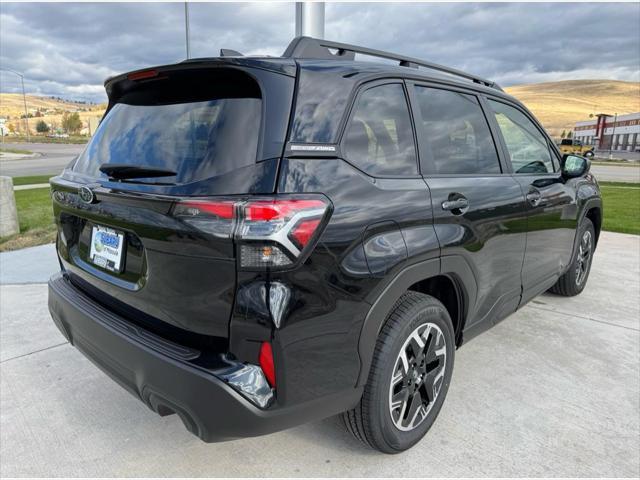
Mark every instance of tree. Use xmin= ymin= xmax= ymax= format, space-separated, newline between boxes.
xmin=62 ymin=112 xmax=82 ymax=134
xmin=567 ymin=131 xmax=573 ymax=139
xmin=560 ymin=130 xmax=566 ymax=139
xmin=36 ymin=120 xmax=50 ymax=134
xmin=7 ymin=123 xmax=15 ymax=134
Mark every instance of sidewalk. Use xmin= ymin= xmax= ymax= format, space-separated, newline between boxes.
xmin=0 ymin=243 xmax=58 ymax=284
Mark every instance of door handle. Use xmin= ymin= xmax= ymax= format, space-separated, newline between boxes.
xmin=526 ymin=189 xmax=542 ymax=207
xmin=442 ymin=197 xmax=469 ymax=212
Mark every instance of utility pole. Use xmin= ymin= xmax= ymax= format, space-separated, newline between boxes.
xmin=295 ymin=2 xmax=325 ymax=38
xmin=0 ymin=68 xmax=30 ymax=142
xmin=184 ymin=1 xmax=191 ymax=59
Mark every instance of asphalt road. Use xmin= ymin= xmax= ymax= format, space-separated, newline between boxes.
xmin=1 ymin=232 xmax=638 ymax=477
xmin=0 ymin=142 xmax=84 ymax=177
xmin=1 ymin=142 xmax=639 ymax=182
xmin=591 ymin=163 xmax=640 ymax=183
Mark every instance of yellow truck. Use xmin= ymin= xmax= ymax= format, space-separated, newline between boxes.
xmin=559 ymin=139 xmax=595 ymax=157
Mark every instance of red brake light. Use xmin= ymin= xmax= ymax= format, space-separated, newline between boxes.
xmin=245 ymin=199 xmax=326 ymax=221
xmin=173 ymin=195 xmax=330 ymax=268
xmin=128 ymin=69 xmax=159 ymax=81
xmin=176 ymin=200 xmax=234 ymax=219
xmin=259 ymin=342 xmax=276 ymax=388
xmin=289 ymin=219 xmax=321 ymax=249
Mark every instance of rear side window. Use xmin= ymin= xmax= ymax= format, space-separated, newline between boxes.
xmin=489 ymin=100 xmax=554 ymax=174
xmin=342 ymin=83 xmax=417 ymax=176
xmin=73 ymin=69 xmax=263 ymax=184
xmin=413 ymin=87 xmax=500 ymax=175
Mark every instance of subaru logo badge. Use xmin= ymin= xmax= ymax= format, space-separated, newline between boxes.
xmin=79 ymin=186 xmax=95 ymax=204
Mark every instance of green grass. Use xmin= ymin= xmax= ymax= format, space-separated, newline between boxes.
xmin=600 ymin=182 xmax=640 ymax=235
xmin=11 ymin=175 xmax=53 ymax=186
xmin=0 ymin=147 xmax=33 ymax=155
xmin=4 ymin=135 xmax=88 ymax=144
xmin=592 ymin=159 xmax=639 ymax=167
xmin=0 ymin=187 xmax=55 ymax=252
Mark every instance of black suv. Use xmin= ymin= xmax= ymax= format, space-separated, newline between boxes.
xmin=48 ymin=37 xmax=602 ymax=453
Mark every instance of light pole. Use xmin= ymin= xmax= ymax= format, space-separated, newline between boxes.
xmin=0 ymin=68 xmax=30 ymax=142
xmin=295 ymin=2 xmax=325 ymax=38
xmin=184 ymin=1 xmax=191 ymax=59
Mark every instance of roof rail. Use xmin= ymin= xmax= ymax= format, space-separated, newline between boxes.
xmin=283 ymin=36 xmax=502 ymax=91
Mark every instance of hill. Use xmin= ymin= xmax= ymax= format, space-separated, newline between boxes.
xmin=0 ymin=93 xmax=106 ymax=135
xmin=504 ymin=80 xmax=640 ymax=138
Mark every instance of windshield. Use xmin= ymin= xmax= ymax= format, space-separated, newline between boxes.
xmin=73 ymin=97 xmax=262 ymax=184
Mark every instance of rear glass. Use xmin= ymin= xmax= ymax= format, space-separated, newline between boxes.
xmin=73 ymin=73 xmax=262 ymax=184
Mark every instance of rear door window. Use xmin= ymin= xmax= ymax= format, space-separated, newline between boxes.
xmin=489 ymin=100 xmax=554 ymax=174
xmin=342 ymin=83 xmax=418 ymax=176
xmin=413 ymin=86 xmax=501 ymax=175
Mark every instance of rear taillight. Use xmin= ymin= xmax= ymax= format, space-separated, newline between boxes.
xmin=173 ymin=200 xmax=235 ymax=238
xmin=172 ymin=195 xmax=330 ymax=269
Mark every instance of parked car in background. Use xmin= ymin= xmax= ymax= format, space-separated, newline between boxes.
xmin=559 ymin=138 xmax=595 ymax=157
xmin=48 ymin=37 xmax=602 ymax=453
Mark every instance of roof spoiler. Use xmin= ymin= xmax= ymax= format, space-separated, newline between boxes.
xmin=283 ymin=36 xmax=502 ymax=91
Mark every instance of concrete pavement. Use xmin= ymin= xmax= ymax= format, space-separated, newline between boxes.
xmin=0 ymin=232 xmax=639 ymax=476
xmin=0 ymin=142 xmax=84 ymax=177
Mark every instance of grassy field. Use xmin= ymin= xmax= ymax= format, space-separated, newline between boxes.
xmin=0 ymin=147 xmax=33 ymax=155
xmin=11 ymin=175 xmax=53 ymax=186
xmin=3 ymin=135 xmax=89 ymax=144
xmin=600 ymin=182 xmax=640 ymax=235
xmin=0 ymin=187 xmax=55 ymax=252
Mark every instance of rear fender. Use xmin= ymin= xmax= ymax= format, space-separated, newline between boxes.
xmin=356 ymin=256 xmax=478 ymax=386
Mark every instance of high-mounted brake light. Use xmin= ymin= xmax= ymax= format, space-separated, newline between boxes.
xmin=173 ymin=195 xmax=330 ymax=269
xmin=127 ymin=69 xmax=159 ymax=81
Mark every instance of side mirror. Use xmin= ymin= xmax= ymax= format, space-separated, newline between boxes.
xmin=561 ymin=154 xmax=590 ymax=179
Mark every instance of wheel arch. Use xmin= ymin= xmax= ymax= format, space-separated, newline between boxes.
xmin=356 ymin=257 xmax=475 ymax=387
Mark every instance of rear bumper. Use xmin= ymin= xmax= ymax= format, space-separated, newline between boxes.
xmin=48 ymin=273 xmax=361 ymax=442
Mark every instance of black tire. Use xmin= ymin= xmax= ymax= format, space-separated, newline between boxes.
xmin=549 ymin=218 xmax=595 ymax=296
xmin=585 ymin=151 xmax=594 ymax=158
xmin=342 ymin=291 xmax=455 ymax=453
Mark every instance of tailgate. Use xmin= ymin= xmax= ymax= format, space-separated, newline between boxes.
xmin=51 ymin=182 xmax=237 ymax=338
xmin=50 ymin=62 xmax=294 ymax=339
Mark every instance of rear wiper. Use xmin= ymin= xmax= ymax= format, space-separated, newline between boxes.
xmin=99 ymin=163 xmax=177 ymax=180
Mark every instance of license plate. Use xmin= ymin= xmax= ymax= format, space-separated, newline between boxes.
xmin=89 ymin=225 xmax=125 ymax=273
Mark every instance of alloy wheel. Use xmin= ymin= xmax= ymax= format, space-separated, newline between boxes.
xmin=575 ymin=230 xmax=593 ymax=286
xmin=388 ymin=322 xmax=447 ymax=432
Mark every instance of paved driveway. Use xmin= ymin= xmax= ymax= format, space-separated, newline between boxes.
xmin=0 ymin=142 xmax=84 ymax=177
xmin=1 ymin=232 xmax=638 ymax=477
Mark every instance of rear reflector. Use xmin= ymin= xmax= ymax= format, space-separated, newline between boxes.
xmin=259 ymin=342 xmax=276 ymax=388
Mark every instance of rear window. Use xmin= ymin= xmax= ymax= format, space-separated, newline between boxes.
xmin=560 ymin=139 xmax=573 ymax=145
xmin=73 ymin=69 xmax=262 ymax=184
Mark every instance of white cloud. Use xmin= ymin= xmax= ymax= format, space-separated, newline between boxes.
xmin=0 ymin=2 xmax=638 ymax=102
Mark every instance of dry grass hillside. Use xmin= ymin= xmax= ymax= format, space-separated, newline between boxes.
xmin=505 ymin=80 xmax=640 ymax=138
xmin=0 ymin=93 xmax=106 ymax=135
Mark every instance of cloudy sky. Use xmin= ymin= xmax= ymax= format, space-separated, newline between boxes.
xmin=1 ymin=1 xmax=639 ymax=102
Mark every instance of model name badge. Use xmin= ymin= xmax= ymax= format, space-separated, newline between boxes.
xmin=290 ymin=144 xmax=336 ymax=152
